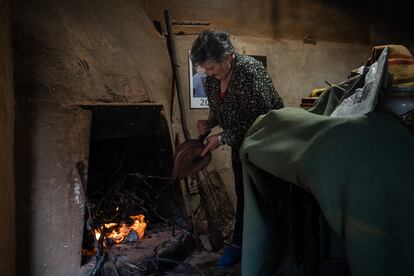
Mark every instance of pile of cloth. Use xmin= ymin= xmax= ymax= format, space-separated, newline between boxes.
xmin=310 ymin=44 xmax=414 ymax=98
xmin=240 ymin=46 xmax=414 ymax=275
xmin=366 ymin=45 xmax=414 ymax=86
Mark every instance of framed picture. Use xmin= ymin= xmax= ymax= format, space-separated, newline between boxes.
xmin=188 ymin=53 xmax=267 ymax=109
xmin=189 ymin=52 xmax=209 ymax=109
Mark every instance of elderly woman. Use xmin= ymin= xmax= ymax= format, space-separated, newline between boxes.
xmin=190 ymin=30 xmax=284 ymax=268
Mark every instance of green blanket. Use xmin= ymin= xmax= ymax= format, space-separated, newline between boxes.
xmin=240 ymin=107 xmax=414 ymax=275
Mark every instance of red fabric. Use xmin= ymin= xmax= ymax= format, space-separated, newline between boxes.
xmin=388 ymin=57 xmax=414 ymax=65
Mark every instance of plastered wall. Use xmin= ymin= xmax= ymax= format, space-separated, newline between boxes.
xmin=11 ymin=0 xmax=173 ymax=275
xmin=144 ymin=0 xmax=412 ymax=205
xmin=144 ymin=0 xmax=370 ymax=43
xmin=172 ymin=35 xmax=371 ymax=202
xmin=8 ymin=0 xmax=413 ymax=274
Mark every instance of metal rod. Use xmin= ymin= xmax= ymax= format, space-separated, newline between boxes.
xmin=76 ymin=162 xmax=99 ymax=244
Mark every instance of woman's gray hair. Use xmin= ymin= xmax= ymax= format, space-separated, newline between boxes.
xmin=190 ymin=30 xmax=235 ymax=66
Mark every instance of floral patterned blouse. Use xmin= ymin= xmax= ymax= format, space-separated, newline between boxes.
xmin=205 ymin=53 xmax=284 ymax=148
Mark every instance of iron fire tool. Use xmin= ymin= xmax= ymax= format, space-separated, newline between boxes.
xmin=76 ymin=162 xmax=97 ymax=236
xmin=76 ymin=161 xmax=106 ymax=275
xmin=170 ymin=130 xmax=212 ymax=184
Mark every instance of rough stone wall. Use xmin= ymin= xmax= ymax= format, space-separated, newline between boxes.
xmin=0 ymin=0 xmax=15 ymax=275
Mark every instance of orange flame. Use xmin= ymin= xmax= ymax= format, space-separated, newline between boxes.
xmin=94 ymin=214 xmax=147 ymax=244
xmin=129 ymin=214 xmax=147 ymax=239
xmin=95 ymin=231 xmax=101 ymax=241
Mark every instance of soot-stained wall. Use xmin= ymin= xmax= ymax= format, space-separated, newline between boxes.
xmin=145 ymin=0 xmax=370 ymax=43
xmin=0 ymin=0 xmax=15 ymax=275
xmin=8 ymin=0 xmax=414 ymax=274
xmin=144 ymin=0 xmax=413 ymax=203
xmin=11 ymin=0 xmax=173 ymax=275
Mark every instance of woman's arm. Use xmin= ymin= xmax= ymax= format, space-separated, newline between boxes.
xmin=196 ymin=109 xmax=219 ymax=135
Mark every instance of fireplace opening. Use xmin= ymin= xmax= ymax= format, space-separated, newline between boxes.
xmin=79 ymin=105 xmax=194 ymax=275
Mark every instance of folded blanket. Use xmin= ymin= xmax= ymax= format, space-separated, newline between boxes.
xmin=367 ymin=44 xmax=414 ymax=86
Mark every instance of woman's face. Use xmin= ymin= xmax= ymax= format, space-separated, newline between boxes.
xmin=200 ymin=54 xmax=232 ymax=80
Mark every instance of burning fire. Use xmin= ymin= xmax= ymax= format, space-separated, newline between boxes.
xmin=95 ymin=231 xmax=101 ymax=241
xmin=94 ymin=214 xmax=147 ymax=244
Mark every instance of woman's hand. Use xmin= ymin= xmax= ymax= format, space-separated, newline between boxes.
xmin=196 ymin=119 xmax=211 ymax=135
xmin=201 ymin=134 xmax=221 ymax=156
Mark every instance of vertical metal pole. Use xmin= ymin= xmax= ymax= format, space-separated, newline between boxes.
xmin=164 ymin=9 xmax=191 ymax=141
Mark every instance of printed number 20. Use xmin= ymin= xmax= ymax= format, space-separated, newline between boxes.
xmin=200 ymin=99 xmax=209 ymax=107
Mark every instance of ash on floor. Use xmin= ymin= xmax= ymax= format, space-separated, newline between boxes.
xmin=166 ymin=249 xmax=241 ymax=276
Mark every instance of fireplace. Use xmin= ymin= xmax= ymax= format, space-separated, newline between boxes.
xmin=78 ymin=105 xmax=194 ymax=275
